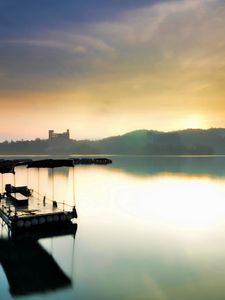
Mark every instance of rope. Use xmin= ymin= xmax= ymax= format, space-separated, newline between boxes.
xmin=32 ymin=190 xmax=75 ymax=209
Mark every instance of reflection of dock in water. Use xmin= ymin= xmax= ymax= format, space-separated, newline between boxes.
xmin=0 ymin=222 xmax=77 ymax=296
xmin=0 ymin=240 xmax=71 ymax=296
xmin=0 ymin=159 xmax=78 ymax=297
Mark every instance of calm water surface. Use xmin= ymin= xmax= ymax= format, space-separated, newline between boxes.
xmin=1 ymin=156 xmax=225 ymax=300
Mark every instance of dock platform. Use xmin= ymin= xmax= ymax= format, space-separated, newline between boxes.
xmin=0 ymin=158 xmax=82 ymax=237
xmin=0 ymin=188 xmax=77 ymax=233
xmin=9 ymin=193 xmax=29 ymax=206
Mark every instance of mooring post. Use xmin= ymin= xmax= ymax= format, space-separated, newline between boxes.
xmin=52 ymin=168 xmax=54 ymax=201
xmin=13 ymin=173 xmax=16 ymax=189
xmin=1 ymin=174 xmax=3 ymax=194
xmin=27 ymin=168 xmax=29 ymax=187
xmin=37 ymin=168 xmax=40 ymax=204
xmin=73 ymin=167 xmax=75 ymax=207
xmin=1 ymin=174 xmax=3 ymax=195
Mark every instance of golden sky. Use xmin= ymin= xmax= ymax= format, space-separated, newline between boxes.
xmin=0 ymin=0 xmax=225 ymax=140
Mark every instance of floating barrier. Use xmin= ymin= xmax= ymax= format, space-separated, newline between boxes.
xmin=27 ymin=159 xmax=74 ymax=168
xmin=0 ymin=206 xmax=77 ymax=231
xmin=73 ymin=157 xmax=112 ymax=165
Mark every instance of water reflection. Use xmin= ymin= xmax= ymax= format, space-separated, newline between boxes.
xmin=2 ymin=156 xmax=225 ymax=299
xmin=0 ymin=239 xmax=71 ymax=296
xmin=0 ymin=220 xmax=77 ymax=298
xmin=48 ymin=167 xmax=69 ymax=177
xmin=109 ymin=156 xmax=225 ymax=178
xmin=71 ymin=157 xmax=225 ymax=300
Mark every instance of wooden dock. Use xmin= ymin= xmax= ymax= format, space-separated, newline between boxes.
xmin=0 ymin=158 xmax=113 ymax=237
xmin=9 ymin=193 xmax=29 ymax=206
xmin=0 ymin=186 xmax=77 ymax=233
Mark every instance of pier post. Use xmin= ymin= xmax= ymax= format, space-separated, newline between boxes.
xmin=52 ymin=168 xmax=54 ymax=201
xmin=13 ymin=173 xmax=16 ymax=189
xmin=73 ymin=167 xmax=75 ymax=208
xmin=27 ymin=168 xmax=29 ymax=187
xmin=1 ymin=174 xmax=3 ymax=194
xmin=38 ymin=168 xmax=40 ymax=204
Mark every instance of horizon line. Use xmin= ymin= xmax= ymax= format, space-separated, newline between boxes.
xmin=1 ymin=126 xmax=224 ymax=143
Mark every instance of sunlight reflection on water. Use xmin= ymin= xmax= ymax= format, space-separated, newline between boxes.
xmin=1 ymin=156 xmax=225 ymax=300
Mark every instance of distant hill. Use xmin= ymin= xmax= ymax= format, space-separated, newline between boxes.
xmin=91 ymin=129 xmax=152 ymax=154
xmin=88 ymin=128 xmax=225 ymax=155
xmin=1 ymin=128 xmax=225 ymax=155
xmin=82 ymin=128 xmax=225 ymax=155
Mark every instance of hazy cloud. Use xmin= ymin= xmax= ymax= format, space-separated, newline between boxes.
xmin=0 ymin=0 xmax=225 ymax=139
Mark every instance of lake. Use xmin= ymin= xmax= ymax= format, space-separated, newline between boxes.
xmin=1 ymin=155 xmax=225 ymax=300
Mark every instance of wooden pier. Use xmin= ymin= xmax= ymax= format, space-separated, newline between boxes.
xmin=0 ymin=158 xmax=80 ymax=237
xmin=0 ymin=157 xmax=112 ymax=237
xmin=0 ymin=188 xmax=77 ymax=230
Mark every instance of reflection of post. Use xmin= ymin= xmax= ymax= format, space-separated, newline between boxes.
xmin=27 ymin=168 xmax=29 ymax=187
xmin=1 ymin=174 xmax=4 ymax=194
xmin=52 ymin=168 xmax=54 ymax=201
xmin=1 ymin=174 xmax=3 ymax=194
xmin=71 ymin=235 xmax=75 ymax=283
xmin=1 ymin=221 xmax=2 ymax=238
xmin=51 ymin=237 xmax=53 ymax=256
xmin=13 ymin=173 xmax=16 ymax=188
xmin=73 ymin=167 xmax=75 ymax=207
xmin=38 ymin=168 xmax=40 ymax=202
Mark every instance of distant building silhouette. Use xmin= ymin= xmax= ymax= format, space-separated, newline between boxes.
xmin=48 ymin=129 xmax=70 ymax=142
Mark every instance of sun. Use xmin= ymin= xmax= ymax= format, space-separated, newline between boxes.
xmin=183 ymin=115 xmax=206 ymax=129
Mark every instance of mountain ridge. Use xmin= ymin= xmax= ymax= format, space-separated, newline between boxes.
xmin=0 ymin=128 xmax=225 ymax=155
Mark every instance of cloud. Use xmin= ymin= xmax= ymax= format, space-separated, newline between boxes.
xmin=85 ymin=0 xmax=225 ymax=93
xmin=1 ymin=0 xmax=224 ymax=94
xmin=0 ymin=0 xmax=225 ymax=138
xmin=0 ymin=32 xmax=114 ymax=54
xmin=91 ymin=0 xmax=215 ymax=45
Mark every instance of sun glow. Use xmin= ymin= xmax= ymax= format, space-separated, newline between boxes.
xmin=183 ymin=115 xmax=206 ymax=129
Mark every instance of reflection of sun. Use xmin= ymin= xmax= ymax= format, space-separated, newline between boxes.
xmin=184 ymin=115 xmax=205 ymax=129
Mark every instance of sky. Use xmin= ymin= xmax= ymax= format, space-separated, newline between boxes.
xmin=0 ymin=0 xmax=225 ymax=140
